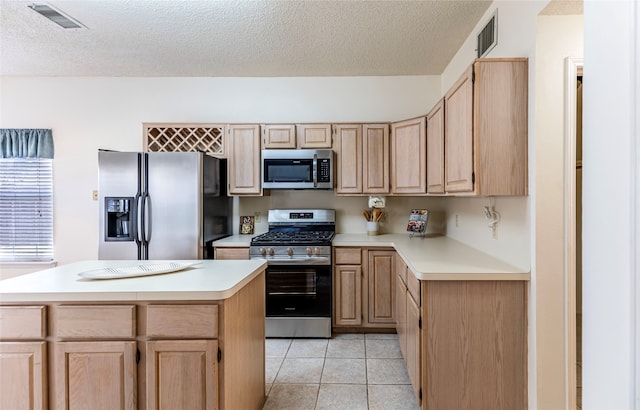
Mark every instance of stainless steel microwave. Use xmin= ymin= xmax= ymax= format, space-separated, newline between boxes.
xmin=262 ymin=149 xmax=333 ymax=189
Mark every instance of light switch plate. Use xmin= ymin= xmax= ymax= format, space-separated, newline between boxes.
xmin=92 ymin=190 xmax=98 ymax=201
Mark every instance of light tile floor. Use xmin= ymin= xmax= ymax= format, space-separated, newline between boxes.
xmin=263 ymin=333 xmax=420 ymax=410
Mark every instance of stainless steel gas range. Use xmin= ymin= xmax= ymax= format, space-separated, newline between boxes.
xmin=250 ymin=209 xmax=335 ymax=338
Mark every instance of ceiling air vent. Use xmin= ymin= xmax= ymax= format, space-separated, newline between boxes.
xmin=477 ymin=10 xmax=497 ymax=58
xmin=28 ymin=3 xmax=86 ymax=29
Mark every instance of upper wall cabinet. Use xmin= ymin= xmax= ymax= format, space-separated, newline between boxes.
xmin=426 ymin=99 xmax=445 ymax=194
xmin=334 ymin=124 xmax=362 ymax=194
xmin=334 ymin=124 xmax=389 ymax=195
xmin=262 ymin=124 xmax=296 ymax=149
xmin=362 ymin=124 xmax=390 ymax=194
xmin=444 ymin=58 xmax=528 ymax=196
xmin=227 ymin=124 xmax=262 ymax=195
xmin=390 ymin=117 xmax=426 ymax=195
xmin=297 ymin=124 xmax=333 ymax=148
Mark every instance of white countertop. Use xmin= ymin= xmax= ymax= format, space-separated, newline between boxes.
xmin=212 ymin=233 xmax=529 ymax=281
xmin=0 ymin=260 xmax=267 ymax=302
xmin=333 ymin=234 xmax=529 ymax=280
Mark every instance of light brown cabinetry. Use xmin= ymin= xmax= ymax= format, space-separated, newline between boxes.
xmin=390 ymin=117 xmax=426 ymax=195
xmin=444 ymin=58 xmax=528 ymax=195
xmin=49 ymin=304 xmax=137 ymax=410
xmin=334 ymin=124 xmax=362 ymax=194
xmin=0 ymin=306 xmax=47 ymax=410
xmin=333 ymin=247 xmax=395 ymax=329
xmin=334 ymin=124 xmax=389 ymax=195
xmin=0 ymin=341 xmax=47 ymax=410
xmin=214 ymin=247 xmax=250 ymax=260
xmin=262 ymin=124 xmax=296 ymax=149
xmin=394 ymin=257 xmax=421 ymax=405
xmin=426 ymin=99 xmax=445 ymax=194
xmin=52 ymin=341 xmax=137 ymax=410
xmin=367 ymin=250 xmax=396 ymax=324
xmin=362 ymin=124 xmax=390 ymax=193
xmin=143 ymin=340 xmax=218 ymax=410
xmin=227 ymin=124 xmax=262 ymax=195
xmin=0 ymin=271 xmax=266 ymax=410
xmin=425 ymin=281 xmax=526 ymax=409
xmin=296 ymin=124 xmax=332 ymax=148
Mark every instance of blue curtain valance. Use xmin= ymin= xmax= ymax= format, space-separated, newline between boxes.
xmin=0 ymin=129 xmax=54 ymax=159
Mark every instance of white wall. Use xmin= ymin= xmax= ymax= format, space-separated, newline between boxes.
xmin=583 ymin=1 xmax=638 ymax=408
xmin=0 ymin=75 xmax=440 ymax=268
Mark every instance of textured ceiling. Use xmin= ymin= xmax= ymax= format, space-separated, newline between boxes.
xmin=0 ymin=0 xmax=493 ymax=77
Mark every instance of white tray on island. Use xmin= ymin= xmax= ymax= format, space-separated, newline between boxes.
xmin=77 ymin=261 xmax=202 ymax=280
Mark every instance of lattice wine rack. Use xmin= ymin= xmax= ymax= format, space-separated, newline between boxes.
xmin=144 ymin=124 xmax=225 ymax=156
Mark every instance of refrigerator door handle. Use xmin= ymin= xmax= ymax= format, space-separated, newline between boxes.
xmin=140 ymin=191 xmax=150 ymax=259
xmin=134 ymin=192 xmax=142 ymax=257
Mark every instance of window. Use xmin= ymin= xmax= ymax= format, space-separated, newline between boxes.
xmin=0 ymin=158 xmax=53 ymax=262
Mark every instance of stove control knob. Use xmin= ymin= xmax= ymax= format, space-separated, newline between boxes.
xmin=268 ymin=248 xmax=275 ymax=256
xmin=259 ymin=248 xmax=266 ymax=257
xmin=306 ymin=247 xmax=312 ymax=256
xmin=314 ymin=247 xmax=321 ymax=255
xmin=287 ymin=247 xmax=294 ymax=256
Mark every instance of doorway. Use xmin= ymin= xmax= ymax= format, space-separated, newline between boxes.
xmin=565 ymin=57 xmax=583 ymax=410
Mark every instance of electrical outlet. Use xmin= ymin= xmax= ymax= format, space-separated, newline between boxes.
xmin=254 ymin=212 xmax=261 ymax=223
xmin=455 ymin=214 xmax=459 ymax=227
xmin=92 ymin=190 xmax=98 ymax=201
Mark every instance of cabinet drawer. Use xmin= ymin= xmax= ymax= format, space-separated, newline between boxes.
xmin=215 ymin=247 xmax=249 ymax=260
xmin=334 ymin=248 xmax=362 ymax=265
xmin=406 ymin=271 xmax=421 ymax=306
xmin=395 ymin=255 xmax=408 ymax=286
xmin=0 ymin=306 xmax=46 ymax=340
xmin=142 ymin=305 xmax=218 ymax=338
xmin=52 ymin=305 xmax=135 ymax=339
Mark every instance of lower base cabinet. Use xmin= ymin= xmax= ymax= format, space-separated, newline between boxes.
xmin=395 ymin=259 xmax=527 ymax=410
xmin=142 ymin=340 xmax=218 ymax=410
xmin=51 ymin=341 xmax=137 ymax=410
xmin=0 ymin=341 xmax=47 ymax=410
xmin=333 ymin=247 xmax=396 ymax=329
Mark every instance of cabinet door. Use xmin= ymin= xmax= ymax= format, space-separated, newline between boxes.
xmin=52 ymin=341 xmax=136 ymax=410
xmin=426 ymin=99 xmax=445 ymax=194
xmin=262 ymin=124 xmax=296 ymax=149
xmin=296 ymin=124 xmax=332 ymax=148
xmin=362 ymin=124 xmax=389 ymax=194
xmin=444 ymin=65 xmax=474 ymax=193
xmin=406 ymin=291 xmax=421 ymax=404
xmin=333 ymin=265 xmax=362 ymax=326
xmin=474 ymin=59 xmax=528 ymax=196
xmin=214 ymin=247 xmax=250 ymax=260
xmin=228 ymin=124 xmax=261 ymax=195
xmin=367 ymin=250 xmax=395 ymax=324
xmin=395 ymin=275 xmax=407 ymax=361
xmin=0 ymin=341 xmax=47 ymax=410
xmin=390 ymin=117 xmax=426 ymax=194
xmin=145 ymin=340 xmax=218 ymax=410
xmin=334 ymin=124 xmax=362 ymax=194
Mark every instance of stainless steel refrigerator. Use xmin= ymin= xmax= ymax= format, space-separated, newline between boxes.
xmin=98 ymin=150 xmax=232 ymax=260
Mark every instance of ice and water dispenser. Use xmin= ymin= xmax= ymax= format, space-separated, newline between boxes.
xmin=104 ymin=197 xmax=134 ymax=241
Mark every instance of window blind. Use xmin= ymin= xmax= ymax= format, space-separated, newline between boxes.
xmin=0 ymin=158 xmax=53 ymax=261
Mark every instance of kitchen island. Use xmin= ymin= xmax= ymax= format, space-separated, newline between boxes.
xmin=0 ymin=259 xmax=267 ymax=410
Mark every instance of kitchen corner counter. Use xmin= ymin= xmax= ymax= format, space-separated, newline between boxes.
xmin=333 ymin=233 xmax=530 ymax=281
xmin=0 ymin=259 xmax=267 ymax=302
xmin=210 ymin=235 xmax=255 ymax=247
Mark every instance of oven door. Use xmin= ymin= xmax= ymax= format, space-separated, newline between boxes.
xmin=265 ymin=265 xmax=331 ymax=317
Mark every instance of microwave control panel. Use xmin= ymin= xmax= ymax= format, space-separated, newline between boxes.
xmin=318 ymin=159 xmax=330 ymax=182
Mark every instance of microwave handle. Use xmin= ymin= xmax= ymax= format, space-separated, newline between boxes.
xmin=312 ymin=154 xmax=318 ymax=188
